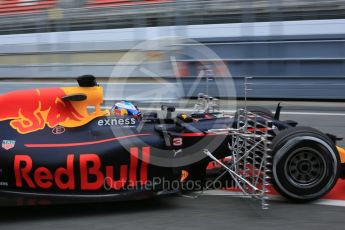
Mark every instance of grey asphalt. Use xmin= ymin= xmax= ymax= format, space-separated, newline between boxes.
xmin=0 ymin=196 xmax=343 ymax=230
xmin=259 ymin=100 xmax=345 ymax=146
xmin=251 ymin=100 xmax=345 ymax=147
xmin=1 ymin=100 xmax=345 ymax=229
xmin=282 ymin=112 xmax=345 ymax=146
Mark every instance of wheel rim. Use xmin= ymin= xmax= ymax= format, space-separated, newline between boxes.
xmin=284 ymin=147 xmax=327 ymax=188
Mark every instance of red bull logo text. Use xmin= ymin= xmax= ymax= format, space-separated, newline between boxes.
xmin=14 ymin=147 xmax=150 ymax=190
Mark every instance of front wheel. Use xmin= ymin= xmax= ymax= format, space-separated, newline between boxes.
xmin=270 ymin=127 xmax=340 ymax=202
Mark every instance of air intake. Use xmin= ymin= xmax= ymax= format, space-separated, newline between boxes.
xmin=77 ymin=75 xmax=98 ymax=87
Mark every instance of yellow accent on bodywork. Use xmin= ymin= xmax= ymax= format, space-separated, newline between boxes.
xmin=337 ymin=146 xmax=345 ymax=163
xmin=181 ymin=114 xmax=188 ymax=120
xmin=61 ymin=86 xmax=109 ymax=127
xmin=180 ymin=170 xmax=189 ymax=182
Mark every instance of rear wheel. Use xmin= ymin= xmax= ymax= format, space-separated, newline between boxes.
xmin=270 ymin=127 xmax=340 ymax=202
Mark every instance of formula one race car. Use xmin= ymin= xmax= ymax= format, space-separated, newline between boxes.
xmin=0 ymin=75 xmax=344 ymax=208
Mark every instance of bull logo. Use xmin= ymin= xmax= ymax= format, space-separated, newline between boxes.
xmin=0 ymin=88 xmax=84 ymax=134
xmin=0 ymin=86 xmax=108 ymax=134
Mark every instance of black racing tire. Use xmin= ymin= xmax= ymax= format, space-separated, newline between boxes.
xmin=235 ymin=106 xmax=274 ymax=119
xmin=270 ymin=127 xmax=340 ymax=202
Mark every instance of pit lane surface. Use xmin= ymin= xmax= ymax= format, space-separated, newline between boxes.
xmin=0 ymin=196 xmax=344 ymax=230
xmin=1 ymin=101 xmax=345 ymax=230
xmin=270 ymin=101 xmax=345 ymax=147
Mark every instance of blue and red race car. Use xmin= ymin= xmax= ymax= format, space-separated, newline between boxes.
xmin=0 ymin=75 xmax=344 ymax=207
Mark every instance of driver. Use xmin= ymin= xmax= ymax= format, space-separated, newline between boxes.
xmin=111 ymin=101 xmax=141 ymax=119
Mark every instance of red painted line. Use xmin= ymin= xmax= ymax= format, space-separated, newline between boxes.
xmin=225 ymin=180 xmax=345 ymax=201
xmin=247 ymin=127 xmax=268 ymax=133
xmin=324 ymin=179 xmax=345 ymax=200
xmin=180 ymin=133 xmax=217 ymax=137
xmin=25 ymin=133 xmax=152 ymax=148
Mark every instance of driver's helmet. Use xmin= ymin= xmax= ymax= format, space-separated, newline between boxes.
xmin=111 ymin=101 xmax=141 ymax=118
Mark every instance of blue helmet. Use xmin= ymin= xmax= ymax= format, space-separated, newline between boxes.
xmin=112 ymin=101 xmax=141 ymax=117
